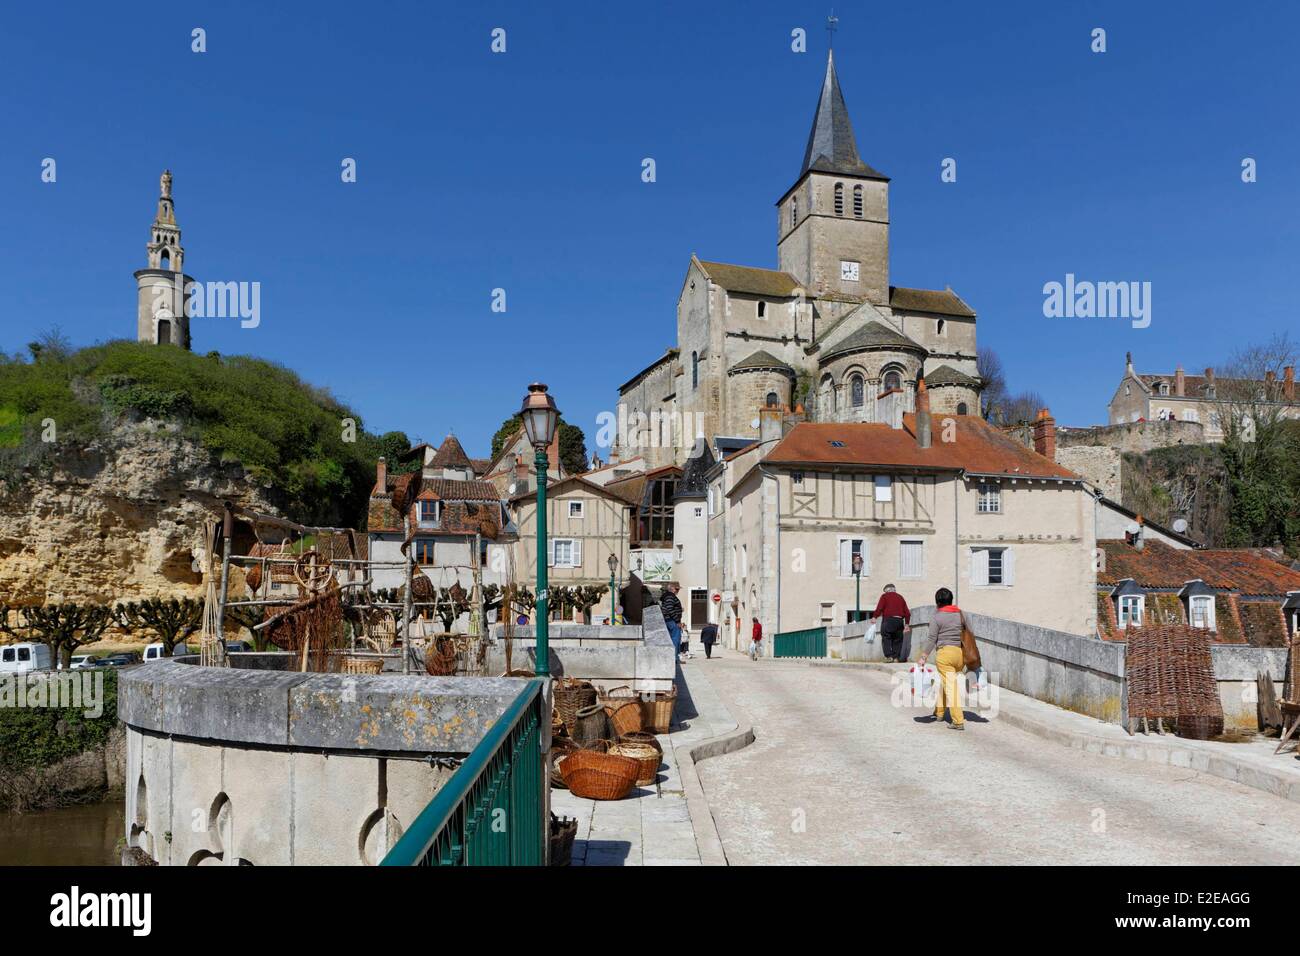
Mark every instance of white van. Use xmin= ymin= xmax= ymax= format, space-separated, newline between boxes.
xmin=0 ymin=643 xmax=53 ymax=673
xmin=143 ymin=642 xmax=189 ymax=661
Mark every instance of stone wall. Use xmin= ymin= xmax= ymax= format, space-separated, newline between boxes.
xmin=119 ymin=660 xmax=547 ymax=865
xmin=486 ymin=605 xmax=676 ymax=693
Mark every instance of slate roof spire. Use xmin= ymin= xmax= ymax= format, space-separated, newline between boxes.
xmin=800 ymin=50 xmax=888 ymax=181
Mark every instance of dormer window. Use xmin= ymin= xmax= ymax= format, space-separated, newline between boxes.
xmin=1112 ymin=579 xmax=1145 ymax=629
xmin=1179 ymin=580 xmax=1216 ymax=630
xmin=1158 ymin=382 xmax=1169 ymax=396
xmin=418 ymin=500 xmax=440 ymax=528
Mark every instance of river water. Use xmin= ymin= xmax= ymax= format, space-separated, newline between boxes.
xmin=0 ymin=799 xmax=124 ymax=866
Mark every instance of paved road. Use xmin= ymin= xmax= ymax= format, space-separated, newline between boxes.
xmin=691 ymin=651 xmax=1300 ymax=865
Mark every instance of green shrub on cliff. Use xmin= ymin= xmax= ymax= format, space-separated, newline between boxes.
xmin=0 ymin=340 xmax=399 ymax=527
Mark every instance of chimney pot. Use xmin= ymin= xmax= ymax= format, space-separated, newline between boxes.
xmin=1284 ymin=365 xmax=1296 ymax=401
xmin=1032 ymin=408 xmax=1057 ymax=460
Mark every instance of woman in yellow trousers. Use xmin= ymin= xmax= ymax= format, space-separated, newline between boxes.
xmin=916 ymin=587 xmax=965 ymax=731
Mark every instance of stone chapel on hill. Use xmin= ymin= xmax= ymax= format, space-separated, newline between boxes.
xmin=611 ymin=50 xmax=983 ymax=469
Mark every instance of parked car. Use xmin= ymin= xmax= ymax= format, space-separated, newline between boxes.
xmin=0 ymin=643 xmax=53 ymax=673
xmin=103 ymin=652 xmax=142 ymax=667
xmin=224 ymin=641 xmax=252 ymax=653
xmin=143 ymin=642 xmax=189 ymax=661
xmin=65 ymin=654 xmax=96 ymax=670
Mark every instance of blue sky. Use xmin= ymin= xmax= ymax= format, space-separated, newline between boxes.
xmin=2 ymin=1 xmax=1296 ymax=457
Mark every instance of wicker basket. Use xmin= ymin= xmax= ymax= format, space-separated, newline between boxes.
xmin=549 ymin=737 xmax=581 ymax=789
xmin=558 ymin=749 xmax=640 ymax=801
xmin=549 ymin=814 xmax=578 ymax=867
xmin=640 ymin=688 xmax=677 ymax=734
xmin=339 ymin=654 xmax=384 ymax=675
xmin=572 ymin=704 xmax=609 ymax=746
xmin=609 ymin=740 xmax=660 ymax=787
xmin=605 ymin=699 xmax=644 ymax=737
xmin=619 ymin=731 xmax=663 ymax=756
xmin=555 ymin=678 xmax=598 ymax=731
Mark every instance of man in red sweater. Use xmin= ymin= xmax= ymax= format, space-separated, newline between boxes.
xmin=872 ymin=584 xmax=911 ymax=662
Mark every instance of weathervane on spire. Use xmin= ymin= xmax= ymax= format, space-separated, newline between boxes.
xmin=827 ymin=9 xmax=838 ymax=49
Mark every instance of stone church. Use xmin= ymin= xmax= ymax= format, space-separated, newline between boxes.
xmin=134 ymin=169 xmax=193 ymax=349
xmin=612 ymin=51 xmax=981 ymax=469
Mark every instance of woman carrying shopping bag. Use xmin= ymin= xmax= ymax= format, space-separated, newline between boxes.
xmin=915 ymin=587 xmax=979 ymax=731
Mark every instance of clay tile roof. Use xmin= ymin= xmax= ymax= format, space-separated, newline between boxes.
xmin=762 ymin=416 xmax=1079 ymax=480
xmin=422 ymin=478 xmax=503 ymax=502
xmin=821 ymin=322 xmax=925 ymax=362
xmin=697 ymin=261 xmax=802 ymax=298
xmin=1097 ymin=539 xmax=1300 ymax=596
xmin=924 ymin=365 xmax=981 ymax=388
xmin=730 ymin=349 xmax=795 ymax=374
xmin=889 ymin=286 xmax=976 ymax=317
xmin=430 ymin=435 xmax=472 ymax=470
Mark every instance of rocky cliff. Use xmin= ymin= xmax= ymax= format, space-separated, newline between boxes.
xmin=0 ymin=419 xmax=279 ymax=604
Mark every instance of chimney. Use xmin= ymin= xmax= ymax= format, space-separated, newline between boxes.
xmin=547 ymin=432 xmax=561 ymax=474
xmin=1133 ymin=515 xmax=1146 ymax=551
xmin=1204 ymin=367 xmax=1214 ymax=384
xmin=1125 ymin=351 xmax=1134 ymax=373
xmin=1174 ymin=365 xmax=1185 ymax=397
xmin=915 ymin=378 xmax=932 ymax=449
xmin=1285 ymin=365 xmax=1295 ymax=401
xmin=375 ymin=456 xmax=387 ymax=491
xmin=759 ymin=406 xmax=783 ymax=444
xmin=1032 ymin=408 xmax=1056 ymax=460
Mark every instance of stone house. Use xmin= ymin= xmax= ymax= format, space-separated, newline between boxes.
xmin=707 ymin=401 xmax=1097 ymax=648
xmin=1108 ymin=352 xmax=1299 ymax=442
xmin=509 ymin=476 xmax=632 ymax=622
xmin=366 ymin=436 xmax=515 ymax=595
xmin=1097 ymin=537 xmax=1300 ymax=647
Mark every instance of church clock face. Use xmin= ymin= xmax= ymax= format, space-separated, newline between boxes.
xmin=840 ymin=260 xmax=860 ymax=282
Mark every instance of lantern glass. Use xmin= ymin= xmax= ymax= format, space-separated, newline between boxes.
xmin=608 ymin=553 xmax=618 ymax=573
xmin=851 ymin=553 xmax=863 ymax=574
xmin=519 ymin=383 xmax=560 ymax=451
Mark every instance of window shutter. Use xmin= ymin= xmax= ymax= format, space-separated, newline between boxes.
xmin=1003 ymin=548 xmax=1015 ymax=586
xmin=572 ymin=539 xmax=582 ymax=569
xmin=970 ymin=547 xmax=987 ymax=586
xmin=860 ymin=539 xmax=869 ymax=576
xmin=547 ymin=539 xmax=555 ymax=567
xmin=839 ymin=539 xmax=851 ymax=576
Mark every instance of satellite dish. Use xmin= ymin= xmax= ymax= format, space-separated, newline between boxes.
xmin=1172 ymin=518 xmax=1189 ymax=533
xmin=751 ymin=418 xmax=761 ymax=429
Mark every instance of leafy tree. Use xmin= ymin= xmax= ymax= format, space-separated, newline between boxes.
xmin=569 ymin=584 xmax=609 ymax=624
xmin=113 ymin=598 xmax=203 ymax=654
xmin=374 ymin=430 xmax=421 ymax=476
xmin=224 ymin=604 xmax=275 ymax=652
xmin=0 ymin=603 xmax=114 ymax=668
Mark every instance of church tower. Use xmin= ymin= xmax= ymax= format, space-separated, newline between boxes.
xmin=776 ymin=51 xmax=890 ymax=305
xmin=134 ymin=170 xmax=192 ymax=348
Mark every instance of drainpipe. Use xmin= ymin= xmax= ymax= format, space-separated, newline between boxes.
xmin=953 ymin=472 xmax=961 ymax=606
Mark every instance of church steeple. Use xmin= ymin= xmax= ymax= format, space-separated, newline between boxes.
xmin=777 ymin=49 xmax=891 ymax=304
xmin=800 ymin=51 xmax=887 ymax=181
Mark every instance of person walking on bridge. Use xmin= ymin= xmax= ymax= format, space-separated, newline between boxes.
xmin=872 ymin=584 xmax=911 ymax=662
xmin=916 ymin=588 xmax=966 ymax=731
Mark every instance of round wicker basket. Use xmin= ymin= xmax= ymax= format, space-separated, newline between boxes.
xmin=558 ymin=749 xmax=640 ymax=800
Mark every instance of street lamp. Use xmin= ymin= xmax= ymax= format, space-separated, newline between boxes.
xmin=607 ymin=553 xmax=618 ymax=624
xmin=851 ymin=551 xmax=863 ymax=623
xmin=520 ymin=383 xmax=560 ymax=677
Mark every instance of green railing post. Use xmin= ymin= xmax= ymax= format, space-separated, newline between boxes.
xmin=381 ymin=677 xmax=546 ymax=866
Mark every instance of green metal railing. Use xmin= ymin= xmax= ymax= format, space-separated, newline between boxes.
xmin=773 ymin=626 xmax=828 ymax=658
xmin=381 ymin=677 xmax=547 ymax=866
